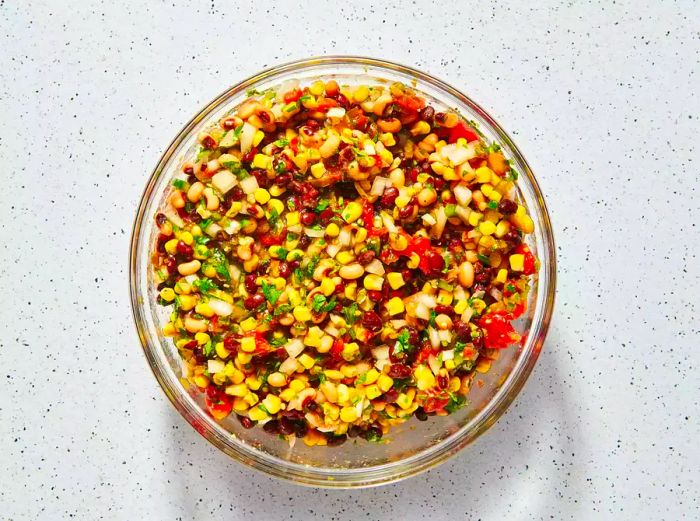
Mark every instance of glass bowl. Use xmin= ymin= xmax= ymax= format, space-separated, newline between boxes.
xmin=129 ymin=56 xmax=556 ymax=488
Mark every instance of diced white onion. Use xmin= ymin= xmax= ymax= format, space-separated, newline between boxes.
xmin=461 ymin=308 xmax=474 ymax=323
xmin=416 ymin=292 xmax=437 ymax=309
xmin=164 ymin=208 xmax=184 ymax=228
xmin=442 ymin=349 xmax=455 ymax=361
xmin=415 ymin=302 xmax=431 ymax=321
xmin=224 ymin=220 xmax=241 ymax=235
xmin=422 ymin=214 xmax=437 ymax=226
xmin=428 ymin=354 xmax=441 ymax=375
xmin=438 ymin=329 xmax=452 ymax=343
xmin=207 ymin=360 xmax=225 ymax=374
xmin=238 ymin=121 xmax=257 ymax=154
xmin=380 ymin=212 xmax=397 ymax=233
xmin=454 ymin=184 xmax=473 ymax=207
xmin=205 ymin=222 xmax=222 ymax=237
xmin=370 ymin=176 xmax=389 ymax=196
xmin=440 ymin=143 xmax=473 ymax=165
xmin=371 ymin=345 xmax=390 ymax=361
xmin=429 ymin=328 xmax=440 ymax=349
xmin=365 ymin=259 xmax=385 ymax=275
xmin=455 ymin=205 xmax=471 ymax=224
xmin=184 ymin=274 xmax=199 ymax=284
xmin=432 ymin=206 xmax=447 ymax=238
xmin=212 ymin=170 xmax=237 ymax=194
xmin=490 ymin=288 xmax=503 ymax=301
xmin=276 ymin=79 xmax=299 ymax=100
xmin=338 ymin=228 xmax=352 ymax=247
xmin=324 ymin=324 xmax=340 ymax=338
xmin=284 ymin=338 xmax=304 ymax=358
xmin=363 ymin=143 xmax=376 ymax=156
xmin=208 ymin=299 xmax=233 ymax=316
xmin=287 ymin=224 xmax=302 ymax=234
xmin=326 ymin=107 xmax=346 ymax=119
xmin=279 ymin=357 xmax=300 ymax=375
xmin=390 ymin=319 xmax=407 ymax=329
xmin=326 ymin=243 xmax=341 ymax=258
xmin=304 ymin=227 xmax=325 ymax=238
xmin=375 ymin=359 xmax=390 ymax=372
xmin=239 ymin=174 xmax=259 ymax=194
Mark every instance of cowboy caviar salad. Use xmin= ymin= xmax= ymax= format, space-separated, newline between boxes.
xmin=152 ymin=79 xmax=537 ymax=446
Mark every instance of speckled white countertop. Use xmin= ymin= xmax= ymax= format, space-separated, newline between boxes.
xmin=1 ymin=1 xmax=698 ymax=519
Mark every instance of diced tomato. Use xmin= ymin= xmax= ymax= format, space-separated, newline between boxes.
xmin=330 ymin=338 xmax=344 ymax=360
xmin=415 ymin=346 xmax=439 ymax=364
xmin=259 ymin=227 xmax=286 ymax=246
xmin=316 ymin=97 xmax=338 ymax=111
xmin=423 ymin=396 xmax=450 ymax=413
xmin=205 ymin=395 xmax=232 ymax=420
xmin=514 ymin=244 xmax=536 ymax=275
xmin=283 ymin=88 xmax=302 ymax=103
xmin=394 ymin=94 xmax=425 ymax=113
xmin=289 ymin=136 xmax=299 ymax=154
xmin=448 ymin=121 xmax=480 ymax=144
xmin=477 ymin=311 xmax=519 ymax=349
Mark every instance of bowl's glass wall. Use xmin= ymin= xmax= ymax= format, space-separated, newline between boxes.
xmin=130 ymin=57 xmax=555 ymax=487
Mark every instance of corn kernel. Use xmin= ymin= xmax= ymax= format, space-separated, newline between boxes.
xmin=261 ymin=394 xmax=282 ymax=414
xmin=267 ymin=372 xmax=287 ymax=387
xmin=248 ymin=406 xmax=269 ymax=422
xmin=496 ymin=268 xmax=508 ymax=284
xmin=239 ymin=317 xmax=257 ymax=332
xmin=324 ymin=369 xmax=344 ymax=381
xmin=387 ymin=272 xmax=405 ymax=290
xmin=509 ymin=254 xmax=525 ymax=272
xmin=414 ymin=365 xmax=436 ymax=390
xmin=340 ymin=406 xmax=359 ymax=423
xmin=336 ymin=250 xmax=355 ymax=265
xmin=353 ymin=85 xmax=369 ymax=102
xmin=436 ymin=289 xmax=453 ymax=306
xmin=322 ymin=402 xmax=340 ymax=421
xmin=244 ymin=392 xmax=259 ymax=406
xmin=268 ymin=198 xmax=284 ymax=216
xmin=454 ymin=299 xmax=468 ymax=314
xmin=236 ymin=352 xmax=252 ymax=364
xmin=254 ymin=188 xmax=271 ymax=204
xmin=320 ymin=278 xmax=336 ymax=296
xmin=309 ymin=80 xmax=325 ymax=96
xmin=286 ymin=211 xmax=300 ymax=226
xmin=279 ymin=388 xmax=296 ymax=402
xmin=444 ymin=359 xmax=456 ymax=370
xmin=363 ymin=274 xmax=384 ymax=291
xmin=229 ymin=367 xmax=245 ymax=384
xmin=252 ymin=154 xmax=271 ymax=170
xmin=341 ymin=343 xmax=360 ymax=362
xmin=341 ymin=201 xmax=362 ymax=223
xmin=194 ymin=332 xmax=210 ymax=345
xmin=252 ymin=130 xmax=265 ymax=147
xmin=293 ymin=306 xmax=311 ymax=322
xmin=194 ymin=302 xmax=214 ymax=318
xmin=325 ymin=222 xmax=340 ymax=237
xmin=379 ymin=132 xmax=396 ymax=147
xmin=232 ymin=397 xmax=249 ymax=412
xmin=225 ymin=383 xmax=248 ymax=397
xmin=512 ymin=213 xmax=535 ymax=234
xmin=336 ymin=383 xmax=350 ymax=404
xmin=363 ymin=368 xmax=380 ymax=385
xmin=365 ymin=384 xmax=382 ymax=400
xmin=385 ymin=296 xmax=405 ymax=316
xmin=475 ymin=166 xmax=493 ymax=183
xmin=479 ymin=221 xmax=496 ymax=236
xmin=310 ymin=162 xmax=326 ymax=179
xmin=162 ymin=322 xmax=177 ymax=337
xmin=495 ymin=220 xmax=511 ymax=238
xmin=245 ymin=375 xmax=262 ymax=390
xmin=410 ymin=120 xmax=431 ymax=136
xmin=377 ymin=374 xmax=394 ymax=392
xmin=159 ymin=287 xmax=176 ymax=302
xmin=396 ymin=389 xmax=415 ymax=410
xmin=289 ymin=379 xmax=306 ymax=392
xmin=240 ymin=336 xmax=256 ymax=353
xmin=468 ymin=211 xmax=483 ymax=227
xmin=164 ymin=239 xmax=178 ymax=255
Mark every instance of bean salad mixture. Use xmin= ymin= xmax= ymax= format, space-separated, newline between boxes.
xmin=152 ymin=78 xmax=537 ymax=447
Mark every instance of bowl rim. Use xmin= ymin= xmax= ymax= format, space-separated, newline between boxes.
xmin=129 ymin=55 xmax=557 ymax=488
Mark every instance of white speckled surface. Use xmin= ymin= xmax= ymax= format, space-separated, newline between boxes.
xmin=1 ymin=0 xmax=698 ymax=519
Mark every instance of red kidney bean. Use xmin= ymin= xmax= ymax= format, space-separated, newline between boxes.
xmin=326 ymin=434 xmax=347 ymax=446
xmin=244 ymin=293 xmax=265 ymax=310
xmin=251 ymin=169 xmax=270 ymax=189
xmin=223 ymin=335 xmax=238 ymax=353
xmin=241 ymin=147 xmax=257 ymax=163
xmin=278 ymin=417 xmax=295 ymax=435
xmin=398 ymin=203 xmax=415 ymax=219
xmin=201 ymin=135 xmax=216 ymax=149
xmin=367 ymin=290 xmax=383 ymax=303
xmin=425 ymin=250 xmax=444 ymax=272
xmin=415 ymin=407 xmax=428 ymax=421
xmin=155 ymin=213 xmax=167 ymax=227
xmin=206 ymin=385 xmax=223 ymax=402
xmin=237 ymin=415 xmax=255 ymax=429
xmin=293 ymin=421 xmax=308 ymax=438
xmin=383 ymin=389 xmax=399 ymax=403
xmin=498 ymin=199 xmax=518 ymax=215
xmin=362 ymin=311 xmax=382 ymax=332
xmin=278 ymin=261 xmax=291 ymax=278
xmin=263 ymin=419 xmax=281 ymax=434
xmin=164 ymin=256 xmax=177 ymax=275
xmin=244 ymin=274 xmax=258 ymax=293
xmin=388 ymin=363 xmax=412 ymax=378
xmin=380 ymin=186 xmax=399 ymax=208
xmin=434 ymin=304 xmax=454 ymax=316
xmin=275 ymin=172 xmax=292 ymax=187
xmin=454 ymin=320 xmax=471 ymax=342
xmin=192 ymin=346 xmax=206 ymax=365
xmin=503 ymin=230 xmax=522 ymax=246
xmin=357 ymin=250 xmax=375 ymax=265
xmin=418 ymin=106 xmax=435 ymax=123
xmin=176 ymin=241 xmax=193 ymax=257
xmin=300 ymin=210 xmax=316 ymax=226
xmin=318 ymin=208 xmax=334 ymax=224
xmin=183 ymin=165 xmax=194 ymax=176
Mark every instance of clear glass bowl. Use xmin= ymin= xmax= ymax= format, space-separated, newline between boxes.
xmin=129 ymin=56 xmax=556 ymax=488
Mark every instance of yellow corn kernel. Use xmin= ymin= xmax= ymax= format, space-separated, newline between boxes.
xmin=254 ymin=188 xmax=271 ymax=204
xmin=318 ymin=335 xmax=333 ymax=354
xmin=279 ymin=388 xmax=296 ymax=402
xmin=194 ymin=332 xmax=210 ymax=346
xmin=164 ymin=239 xmax=178 ymax=255
xmin=442 ymin=167 xmax=458 ymax=181
xmin=245 ymin=375 xmax=262 ymax=390
xmin=377 ymin=374 xmax=394 ymax=392
xmin=293 ymin=306 xmax=311 ymax=322
xmin=236 ymin=352 xmax=252 ymax=364
xmin=365 ymin=384 xmax=382 ymax=400
xmin=159 ymin=287 xmax=176 ymax=302
xmin=225 ymin=383 xmax=248 ymax=397
xmin=232 ymin=397 xmax=249 ymax=413
xmin=475 ymin=166 xmax=493 ymax=183
xmin=407 ymin=252 xmax=421 ymax=269
xmin=267 ymin=372 xmax=287 ymax=387
xmin=285 ymin=211 xmax=300 ymax=227
xmin=174 ymin=281 xmax=191 ymax=295
xmin=363 ymin=368 xmax=380 ymax=385
xmin=325 ymin=222 xmax=340 ymax=237
xmin=395 ymin=194 xmax=410 ymax=208
xmin=511 ymin=213 xmax=535 ymax=234
xmin=341 ymin=343 xmax=359 ymax=362
xmin=479 ymin=235 xmax=496 ymax=249
xmin=410 ymin=120 xmax=431 ymax=136
xmin=162 ymin=322 xmax=177 ymax=337
xmin=239 ymin=317 xmax=257 ymax=332
xmin=244 ymin=392 xmax=259 ymax=406
xmin=321 ymin=402 xmax=340 ymax=421
xmin=454 ymin=299 xmax=468 ymax=314
xmin=336 ymin=250 xmax=355 ymax=265
xmin=444 ymin=359 xmax=456 ymax=370
xmin=487 ymin=189 xmax=502 ymax=202
xmin=252 ymin=130 xmax=265 ymax=147
xmin=353 ymin=85 xmax=369 ymax=102
xmin=289 ymin=379 xmax=306 ymax=392
xmin=495 ymin=220 xmax=511 ymax=238
xmin=379 ymin=132 xmax=396 ymax=147
xmin=194 ymin=302 xmax=214 ymax=318
xmin=336 ymin=383 xmax=350 ymax=404
xmin=324 ymin=369 xmax=344 ymax=382
xmin=363 ymin=274 xmax=384 ymax=291
xmin=509 ymin=254 xmax=525 ymax=272
xmin=297 ymin=354 xmax=315 ymax=371
xmin=354 ymin=227 xmax=367 ymax=243
xmin=240 ymin=336 xmax=256 ymax=353
xmin=309 ymin=80 xmax=325 ymax=96
xmin=179 ymin=230 xmax=194 ymax=245
xmin=341 ymin=201 xmax=362 ymax=223
xmin=193 ymin=375 xmax=209 ymax=388
xmin=396 ymin=389 xmax=416 ymax=410
xmin=414 ymin=365 xmax=436 ymax=391
xmin=385 ymin=297 xmax=405 ymax=316
xmin=468 ymin=211 xmax=483 ymax=227
xmin=320 ymin=278 xmax=336 ymax=296
xmin=436 ymin=289 xmax=453 ymax=306
xmin=479 ymin=221 xmax=496 ymax=236
xmin=495 ymin=268 xmax=508 ymax=284
xmin=229 ymin=367 xmax=245 ymax=384
xmin=340 ymin=406 xmax=359 ymax=423
xmin=248 ymin=406 xmax=269 ymax=422
xmin=267 ymin=198 xmax=284 ymax=216
xmin=310 ymin=162 xmax=326 ymax=179
xmin=252 ymin=154 xmax=271 ymax=170
xmin=304 ymin=327 xmax=323 ymax=348
xmin=261 ymin=394 xmax=282 ymax=414
xmin=387 ymin=272 xmax=405 ymax=290
xmin=344 ymin=282 xmax=357 ymax=300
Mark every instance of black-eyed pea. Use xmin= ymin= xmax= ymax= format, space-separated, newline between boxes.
xmin=458 ymin=261 xmax=474 ymax=288
xmin=169 ymin=191 xmax=185 ymax=209
xmin=377 ymin=118 xmax=402 ymax=133
xmin=187 ymin=181 xmax=205 ymax=203
xmin=177 ymin=260 xmax=201 ymax=276
xmin=184 ymin=316 xmax=208 ymax=333
xmin=202 ymin=187 xmax=220 ymax=211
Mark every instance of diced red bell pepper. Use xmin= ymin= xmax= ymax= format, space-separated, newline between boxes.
xmin=513 ymin=244 xmax=536 ymax=275
xmin=423 ymin=396 xmax=450 ymax=413
xmin=283 ymin=88 xmax=302 ymax=103
xmin=448 ymin=121 xmax=480 ymax=144
xmin=205 ymin=395 xmax=232 ymax=420
xmin=477 ymin=311 xmax=519 ymax=349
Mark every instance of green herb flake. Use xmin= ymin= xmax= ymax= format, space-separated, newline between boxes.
xmin=444 ymin=393 xmax=467 ymax=414
xmin=210 ymin=249 xmax=231 ymax=282
xmin=477 ymin=254 xmax=491 ymax=266
xmin=171 ymin=179 xmax=188 ymax=190
xmin=487 ymin=200 xmax=499 ymax=210
xmin=342 ymin=302 xmax=360 ymax=325
xmin=315 ymin=199 xmax=330 ymax=212
xmin=193 ymin=278 xmax=218 ymax=294
xmin=261 ymin=281 xmax=282 ymax=305
xmin=273 ymin=138 xmax=289 ymax=147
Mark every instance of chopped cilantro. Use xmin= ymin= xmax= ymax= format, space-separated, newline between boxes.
xmin=487 ymin=200 xmax=499 ymax=210
xmin=356 ymin=372 xmax=368 ymax=385
xmin=506 ymin=283 xmax=517 ymax=293
xmin=317 ymin=372 xmax=327 ymax=384
xmin=203 ymin=341 xmax=214 ymax=357
xmin=193 ymin=278 xmax=218 ymax=294
xmin=342 ymin=302 xmax=360 ymax=325
xmin=454 ymin=341 xmax=467 ymax=355
xmin=428 ymin=310 xmax=438 ymax=327
xmin=199 ymin=218 xmax=213 ymax=232
xmin=269 ymin=336 xmax=288 ymax=347
xmin=274 ymin=160 xmax=287 ymax=174
xmin=477 ymin=254 xmax=491 ymax=266
xmin=507 ymin=168 xmax=520 ymax=182
xmin=195 ymin=147 xmax=209 ymax=162
xmin=210 ymin=249 xmax=231 ymax=282
xmin=444 ymin=393 xmax=467 ymax=413
xmin=261 ymin=281 xmax=282 ymax=305
xmin=394 ymin=328 xmax=414 ymax=356
xmin=283 ymin=102 xmax=298 ymax=112
xmin=311 ymin=294 xmax=337 ymax=313
xmin=258 ymin=403 xmax=271 ymax=414
xmin=315 ymin=199 xmax=330 ymax=212
xmin=298 ymin=94 xmax=312 ymax=103
xmin=268 ymin=208 xmax=280 ymax=226
xmin=293 ymin=268 xmax=304 ymax=284
xmin=287 ymin=199 xmax=296 ymax=211
xmin=273 ymin=138 xmax=289 ymax=147
xmin=274 ymin=303 xmax=293 ymax=316
xmin=171 ymin=179 xmax=188 ymax=190
xmin=194 ymin=235 xmax=210 ymax=246
xmin=304 ymin=255 xmax=320 ymax=279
